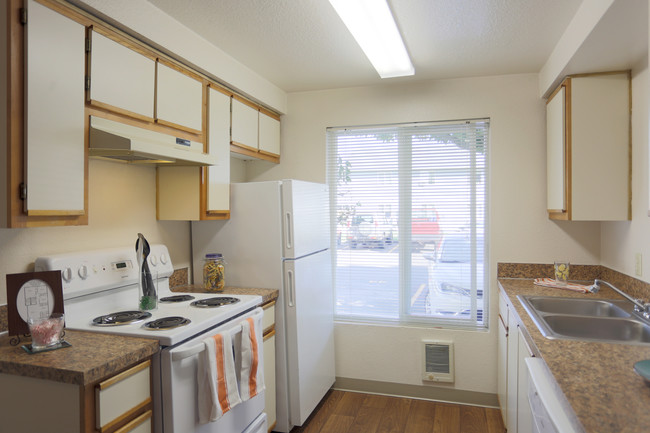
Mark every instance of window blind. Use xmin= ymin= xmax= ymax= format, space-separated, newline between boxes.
xmin=327 ymin=119 xmax=488 ymax=328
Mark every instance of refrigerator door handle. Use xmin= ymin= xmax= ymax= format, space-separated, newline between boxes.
xmin=285 ymin=211 xmax=293 ymax=250
xmin=286 ymin=269 xmax=295 ymax=307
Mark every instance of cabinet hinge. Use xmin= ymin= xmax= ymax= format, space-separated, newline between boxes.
xmin=19 ymin=8 xmax=27 ymax=25
xmin=85 ymin=76 xmax=90 ymax=91
xmin=19 ymin=183 xmax=26 ymax=201
xmin=85 ymin=37 xmax=91 ymax=53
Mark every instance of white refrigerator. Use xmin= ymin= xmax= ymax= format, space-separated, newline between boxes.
xmin=191 ymin=180 xmax=335 ymax=432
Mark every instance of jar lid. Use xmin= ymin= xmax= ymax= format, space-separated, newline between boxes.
xmin=205 ymin=253 xmax=223 ymax=258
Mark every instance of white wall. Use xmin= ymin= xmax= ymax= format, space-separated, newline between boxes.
xmin=0 ymin=160 xmax=191 ymax=304
xmin=248 ymin=73 xmax=601 ymax=394
xmin=601 ymin=57 xmax=650 ymax=279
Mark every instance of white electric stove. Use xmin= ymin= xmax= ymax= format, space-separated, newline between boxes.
xmin=34 ymin=244 xmax=267 ymax=433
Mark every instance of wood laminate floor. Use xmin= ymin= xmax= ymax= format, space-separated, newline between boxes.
xmin=289 ymin=390 xmax=506 ymax=433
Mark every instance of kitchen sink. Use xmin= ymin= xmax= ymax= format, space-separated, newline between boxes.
xmin=518 ymin=295 xmax=650 ymax=345
xmin=524 ymin=296 xmax=631 ymax=318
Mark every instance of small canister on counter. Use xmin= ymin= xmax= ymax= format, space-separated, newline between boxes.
xmin=203 ymin=253 xmax=226 ymax=292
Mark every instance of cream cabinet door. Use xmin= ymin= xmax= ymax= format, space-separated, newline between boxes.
xmin=231 ymin=98 xmax=259 ymax=150
xmin=207 ymin=87 xmax=231 ymax=212
xmin=259 ymin=111 xmax=280 ymax=156
xmin=25 ymin=0 xmax=85 ymax=214
xmin=517 ymin=330 xmax=534 ymax=433
xmin=88 ymin=30 xmax=155 ymax=119
xmin=546 ymin=85 xmax=565 ymax=213
xmin=156 ymin=62 xmax=203 ymax=132
xmin=506 ymin=309 xmax=519 ymax=433
xmin=497 ymin=293 xmax=508 ymax=425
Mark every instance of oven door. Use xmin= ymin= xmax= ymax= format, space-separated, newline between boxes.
xmin=159 ymin=308 xmax=266 ymax=433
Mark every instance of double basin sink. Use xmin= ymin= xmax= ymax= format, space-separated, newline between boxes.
xmin=518 ymin=295 xmax=650 ymax=345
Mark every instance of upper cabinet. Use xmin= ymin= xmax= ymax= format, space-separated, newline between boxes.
xmin=25 ymin=0 xmax=86 ymax=217
xmin=87 ymin=29 xmax=155 ymax=121
xmin=231 ymin=97 xmax=259 ymax=151
xmin=259 ymin=110 xmax=281 ymax=156
xmin=231 ymin=96 xmax=281 ymax=163
xmin=157 ymin=85 xmax=231 ymax=221
xmin=155 ymin=61 xmax=203 ymax=133
xmin=546 ymin=72 xmax=630 ymax=221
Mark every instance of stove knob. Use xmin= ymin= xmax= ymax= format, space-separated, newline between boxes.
xmin=78 ymin=265 xmax=88 ymax=280
xmin=62 ymin=267 xmax=73 ymax=282
xmin=149 ymin=255 xmax=158 ymax=266
xmin=160 ymin=253 xmax=168 ymax=265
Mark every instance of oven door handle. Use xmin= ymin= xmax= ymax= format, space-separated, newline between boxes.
xmin=170 ymin=307 xmax=264 ymax=362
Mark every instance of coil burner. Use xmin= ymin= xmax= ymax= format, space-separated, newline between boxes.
xmin=143 ymin=316 xmax=191 ymax=330
xmin=159 ymin=295 xmax=196 ymax=303
xmin=92 ymin=311 xmax=152 ymax=326
xmin=190 ymin=297 xmax=240 ymax=308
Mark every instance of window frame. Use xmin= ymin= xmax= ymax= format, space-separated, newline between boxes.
xmin=327 ymin=119 xmax=490 ymax=330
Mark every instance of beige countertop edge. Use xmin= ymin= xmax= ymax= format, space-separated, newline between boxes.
xmin=498 ymin=278 xmax=650 ymax=433
xmin=0 ymin=330 xmax=159 ymax=386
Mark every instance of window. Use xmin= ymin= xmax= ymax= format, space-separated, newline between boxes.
xmin=327 ymin=119 xmax=488 ymax=328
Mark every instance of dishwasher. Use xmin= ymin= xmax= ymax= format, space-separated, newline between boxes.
xmin=525 ymin=358 xmax=581 ymax=433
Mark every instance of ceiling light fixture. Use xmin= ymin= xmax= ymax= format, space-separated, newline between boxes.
xmin=329 ymin=0 xmax=414 ymax=79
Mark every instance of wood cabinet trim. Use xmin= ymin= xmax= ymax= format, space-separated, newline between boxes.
xmin=98 ymin=399 xmax=152 ymax=433
xmin=231 ymin=144 xmax=280 ymax=164
xmin=259 ymin=106 xmax=280 ymax=122
xmin=113 ymin=410 xmax=152 ymax=433
xmin=98 ymin=360 xmax=151 ymax=390
xmin=157 ymin=57 xmax=204 ymax=83
xmin=90 ymin=25 xmax=158 ymax=62
xmin=232 ymin=94 xmax=261 ymax=111
xmin=155 ymin=118 xmax=202 ymax=136
xmin=263 ymin=328 xmax=276 ymax=342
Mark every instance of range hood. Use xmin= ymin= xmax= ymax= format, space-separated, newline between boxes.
xmin=89 ymin=116 xmax=217 ymax=166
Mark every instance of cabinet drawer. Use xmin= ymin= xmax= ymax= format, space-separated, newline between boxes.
xmin=262 ymin=302 xmax=276 ymax=333
xmin=96 ymin=361 xmax=151 ymax=432
xmin=114 ymin=410 xmax=152 ymax=433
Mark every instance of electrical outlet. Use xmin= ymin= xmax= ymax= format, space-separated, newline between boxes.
xmin=635 ymin=253 xmax=642 ymax=277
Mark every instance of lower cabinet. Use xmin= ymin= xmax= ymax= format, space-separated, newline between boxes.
xmin=262 ymin=301 xmax=277 ymax=432
xmin=499 ymin=290 xmax=534 ymax=433
xmin=517 ymin=329 xmax=534 ymax=433
xmin=0 ymin=359 xmax=153 ymax=433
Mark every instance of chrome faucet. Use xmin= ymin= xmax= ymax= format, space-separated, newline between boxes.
xmin=594 ymin=279 xmax=650 ymax=319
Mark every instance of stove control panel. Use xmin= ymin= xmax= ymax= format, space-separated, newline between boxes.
xmin=34 ymin=244 xmax=174 ymax=300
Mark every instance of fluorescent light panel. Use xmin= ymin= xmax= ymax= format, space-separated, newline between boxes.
xmin=329 ymin=0 xmax=414 ymax=78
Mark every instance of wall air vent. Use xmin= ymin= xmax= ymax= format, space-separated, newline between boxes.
xmin=422 ymin=341 xmax=454 ymax=383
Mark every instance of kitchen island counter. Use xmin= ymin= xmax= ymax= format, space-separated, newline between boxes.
xmin=0 ymin=330 xmax=158 ymax=385
xmin=499 ymin=277 xmax=650 ymax=433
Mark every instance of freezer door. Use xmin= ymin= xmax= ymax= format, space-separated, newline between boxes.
xmin=281 ymin=180 xmax=330 ymax=259
xmin=283 ymin=249 xmax=335 ymax=426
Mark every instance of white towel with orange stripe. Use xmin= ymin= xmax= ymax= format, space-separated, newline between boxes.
xmin=239 ymin=308 xmax=265 ymax=401
xmin=197 ymin=331 xmax=242 ymax=423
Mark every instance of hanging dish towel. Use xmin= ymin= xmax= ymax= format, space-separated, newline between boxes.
xmin=533 ymin=278 xmax=596 ymax=293
xmin=197 ymin=331 xmax=242 ymax=423
xmin=239 ymin=308 xmax=265 ymax=401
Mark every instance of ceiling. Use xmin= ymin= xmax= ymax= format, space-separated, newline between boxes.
xmin=146 ymin=0 xmax=584 ymax=93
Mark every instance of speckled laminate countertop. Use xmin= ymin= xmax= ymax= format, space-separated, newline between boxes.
xmin=499 ymin=278 xmax=650 ymax=433
xmin=171 ymin=285 xmax=279 ymax=305
xmin=0 ymin=285 xmax=276 ymax=387
xmin=0 ymin=330 xmax=158 ymax=385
